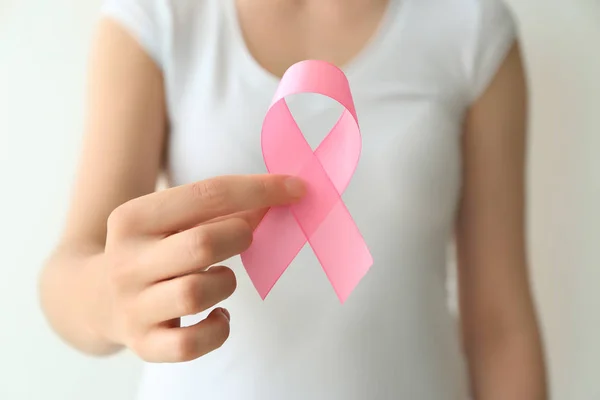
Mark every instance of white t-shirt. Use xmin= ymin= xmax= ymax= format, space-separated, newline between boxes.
xmin=101 ymin=0 xmax=517 ymax=398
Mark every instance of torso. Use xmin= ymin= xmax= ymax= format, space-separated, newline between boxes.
xmin=104 ymin=0 xmax=515 ymax=398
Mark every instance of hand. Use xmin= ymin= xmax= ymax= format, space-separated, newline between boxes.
xmin=97 ymin=175 xmax=305 ymax=362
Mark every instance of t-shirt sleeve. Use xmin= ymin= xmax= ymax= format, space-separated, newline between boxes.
xmin=468 ymin=0 xmax=518 ymax=101
xmin=101 ymin=0 xmax=167 ymax=68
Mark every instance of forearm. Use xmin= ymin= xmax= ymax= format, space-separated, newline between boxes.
xmin=465 ymin=319 xmax=547 ymax=400
xmin=39 ymin=243 xmax=121 ymax=356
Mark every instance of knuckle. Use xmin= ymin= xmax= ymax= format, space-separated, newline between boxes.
xmin=107 ymin=261 xmax=131 ymax=291
xmin=177 ymin=276 xmax=204 ymax=316
xmin=254 ymin=178 xmax=270 ymax=203
xmin=188 ymin=229 xmax=213 ymax=265
xmin=235 ymin=219 xmax=254 ymax=250
xmin=172 ymin=332 xmax=199 ymax=362
xmin=190 ymin=179 xmax=226 ymax=203
xmin=105 ymin=250 xmax=138 ymax=291
xmin=119 ymin=304 xmax=137 ymax=331
xmin=107 ymin=202 xmax=137 ymax=235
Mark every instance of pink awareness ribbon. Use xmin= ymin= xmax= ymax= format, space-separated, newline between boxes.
xmin=241 ymin=60 xmax=373 ymax=303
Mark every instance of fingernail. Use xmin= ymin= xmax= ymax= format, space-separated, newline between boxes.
xmin=220 ymin=308 xmax=230 ymax=321
xmin=284 ymin=177 xmax=306 ymax=198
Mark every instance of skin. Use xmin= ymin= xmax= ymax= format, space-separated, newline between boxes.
xmin=39 ymin=0 xmax=547 ymax=398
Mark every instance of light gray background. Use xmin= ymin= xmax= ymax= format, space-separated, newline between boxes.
xmin=1 ymin=0 xmax=599 ymax=399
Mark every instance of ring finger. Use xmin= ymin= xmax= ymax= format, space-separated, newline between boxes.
xmin=136 ymin=266 xmax=237 ymax=327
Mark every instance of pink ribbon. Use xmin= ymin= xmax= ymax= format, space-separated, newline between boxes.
xmin=241 ymin=60 xmax=373 ymax=303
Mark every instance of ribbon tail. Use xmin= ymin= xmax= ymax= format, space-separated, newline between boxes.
xmin=302 ymin=200 xmax=373 ymax=303
xmin=241 ymin=206 xmax=307 ymax=299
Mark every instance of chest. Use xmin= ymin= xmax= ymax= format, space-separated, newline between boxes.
xmin=233 ymin=0 xmax=390 ymax=78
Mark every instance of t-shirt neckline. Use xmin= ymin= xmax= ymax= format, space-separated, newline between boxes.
xmin=224 ymin=0 xmax=407 ymax=88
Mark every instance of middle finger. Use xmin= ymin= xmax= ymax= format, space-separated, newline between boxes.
xmin=141 ymin=217 xmax=252 ymax=284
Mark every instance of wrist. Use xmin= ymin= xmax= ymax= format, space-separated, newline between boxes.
xmin=40 ymin=249 xmax=122 ymax=356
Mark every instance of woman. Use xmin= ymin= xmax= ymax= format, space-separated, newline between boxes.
xmin=40 ymin=0 xmax=548 ymax=398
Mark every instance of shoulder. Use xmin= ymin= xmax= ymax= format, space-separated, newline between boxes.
xmin=462 ymin=0 xmax=519 ymax=102
xmin=409 ymin=0 xmax=516 ymax=28
xmin=420 ymin=0 xmax=517 ymax=53
xmin=100 ymin=0 xmax=219 ymax=68
xmin=434 ymin=0 xmax=516 ymax=25
xmin=418 ymin=0 xmax=519 ymax=102
xmin=459 ymin=0 xmax=518 ymax=48
xmin=394 ymin=0 xmax=518 ymax=104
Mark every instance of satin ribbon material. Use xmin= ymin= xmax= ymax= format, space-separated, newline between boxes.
xmin=241 ymin=60 xmax=373 ymax=303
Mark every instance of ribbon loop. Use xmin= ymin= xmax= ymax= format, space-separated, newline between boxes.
xmin=241 ymin=60 xmax=373 ymax=303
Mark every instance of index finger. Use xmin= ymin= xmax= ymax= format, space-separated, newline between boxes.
xmin=126 ymin=174 xmax=305 ymax=235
